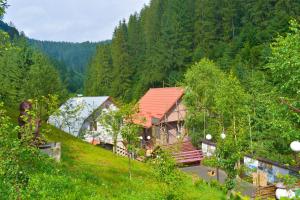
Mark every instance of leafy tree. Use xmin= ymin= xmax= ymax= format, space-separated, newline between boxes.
xmin=183 ymin=59 xmax=224 ymax=144
xmin=99 ymin=108 xmax=123 ymax=153
xmin=151 ymin=150 xmax=184 ymax=199
xmin=50 ymin=98 xmax=84 ymax=135
xmin=184 ymin=59 xmax=251 ymax=189
xmin=119 ymin=103 xmax=142 ymax=180
xmin=0 ymin=0 xmax=7 ymax=18
xmin=214 ymin=73 xmax=250 ymax=189
xmin=267 ymin=19 xmax=300 ymax=114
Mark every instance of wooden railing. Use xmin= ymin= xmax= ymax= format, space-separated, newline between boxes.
xmin=172 ymin=150 xmax=204 ymax=164
xmin=116 ymin=146 xmax=128 ymax=157
xmin=162 ymin=140 xmax=204 ymax=164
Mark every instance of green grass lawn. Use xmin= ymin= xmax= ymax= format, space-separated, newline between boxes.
xmin=38 ymin=125 xmax=226 ymax=200
xmin=5 ymin=107 xmax=225 ymax=199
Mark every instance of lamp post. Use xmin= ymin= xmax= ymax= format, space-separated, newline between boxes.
xmin=290 ymin=141 xmax=300 ymax=166
xmin=205 ymin=133 xmax=226 ymax=182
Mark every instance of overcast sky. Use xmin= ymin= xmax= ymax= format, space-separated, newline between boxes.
xmin=3 ymin=0 xmax=150 ymax=42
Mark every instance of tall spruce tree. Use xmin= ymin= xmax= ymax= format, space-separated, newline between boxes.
xmin=111 ymin=21 xmax=132 ymax=101
xmin=84 ymin=44 xmax=113 ymax=96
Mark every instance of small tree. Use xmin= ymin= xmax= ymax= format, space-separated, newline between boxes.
xmin=151 ymin=149 xmax=184 ymax=199
xmin=51 ymin=98 xmax=84 ymax=134
xmin=214 ymin=73 xmax=250 ymax=190
xmin=183 ymin=58 xmax=225 ymax=144
xmin=119 ymin=103 xmax=142 ymax=180
xmin=100 ymin=108 xmax=123 ymax=153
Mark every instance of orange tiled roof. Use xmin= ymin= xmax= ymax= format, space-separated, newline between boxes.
xmin=135 ymin=87 xmax=184 ymax=128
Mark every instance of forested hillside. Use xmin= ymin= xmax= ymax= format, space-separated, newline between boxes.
xmin=84 ymin=0 xmax=300 ymax=165
xmin=85 ymin=0 xmax=300 ymax=102
xmin=0 ymin=28 xmax=66 ymax=108
xmin=0 ymin=19 xmax=109 ymax=93
xmin=0 ymin=20 xmax=19 ymax=38
xmin=29 ymin=39 xmax=110 ymax=92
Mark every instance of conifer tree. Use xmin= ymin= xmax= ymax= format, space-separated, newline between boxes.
xmin=85 ymin=44 xmax=113 ymax=96
xmin=111 ymin=21 xmax=132 ymax=101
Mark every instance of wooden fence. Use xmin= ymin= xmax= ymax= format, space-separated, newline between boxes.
xmin=116 ymin=146 xmax=128 ymax=157
xmin=254 ymin=182 xmax=300 ymax=199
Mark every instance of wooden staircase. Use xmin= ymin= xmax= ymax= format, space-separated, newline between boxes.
xmin=163 ymin=139 xmax=203 ymax=165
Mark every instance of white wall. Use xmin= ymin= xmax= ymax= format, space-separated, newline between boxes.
xmin=202 ymin=142 xmax=216 ymax=157
xmin=81 ymin=103 xmax=124 ymax=149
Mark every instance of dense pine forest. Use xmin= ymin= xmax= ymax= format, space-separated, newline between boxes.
xmin=0 ymin=23 xmax=66 ymax=108
xmin=30 ymin=39 xmax=110 ymax=92
xmin=85 ymin=0 xmax=300 ymax=164
xmin=0 ymin=20 xmax=108 ymax=93
xmin=85 ymin=0 xmax=300 ymax=101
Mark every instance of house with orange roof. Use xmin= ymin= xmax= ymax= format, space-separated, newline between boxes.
xmin=135 ymin=87 xmax=203 ymax=164
xmin=135 ymin=87 xmax=186 ymax=149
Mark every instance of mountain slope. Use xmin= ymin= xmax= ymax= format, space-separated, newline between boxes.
xmin=29 ymin=39 xmax=110 ymax=93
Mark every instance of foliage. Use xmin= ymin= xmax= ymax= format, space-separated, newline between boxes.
xmin=85 ymin=0 xmax=300 ymax=102
xmin=29 ymin=39 xmax=109 ymax=92
xmin=183 ymin=59 xmax=225 ymax=144
xmin=119 ymin=103 xmax=142 ymax=180
xmin=250 ymin=20 xmax=300 ymax=164
xmin=277 ymin=173 xmax=299 ymax=191
xmin=99 ymin=105 xmax=122 ymax=153
xmin=0 ymin=102 xmax=56 ymax=199
xmin=0 ymin=0 xmax=7 ymax=18
xmin=184 ymin=59 xmax=251 ymax=190
xmin=50 ymin=97 xmax=84 ymax=134
xmin=151 ymin=150 xmax=185 ymax=199
xmin=267 ymin=19 xmax=300 ymax=99
xmin=84 ymin=44 xmax=112 ymax=96
xmin=0 ymin=33 xmax=66 ymax=107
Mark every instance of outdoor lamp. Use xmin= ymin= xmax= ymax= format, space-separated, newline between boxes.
xmin=290 ymin=141 xmax=300 ymax=152
xmin=220 ymin=133 xmax=226 ymax=140
xmin=139 ymin=136 xmax=143 ymax=140
xmin=147 ymin=135 xmax=151 ymax=140
xmin=290 ymin=141 xmax=300 ymax=167
xmin=206 ymin=134 xmax=212 ymax=140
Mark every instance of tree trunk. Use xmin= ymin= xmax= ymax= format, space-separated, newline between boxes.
xmin=128 ymin=152 xmax=132 ymax=180
xmin=113 ymin=137 xmax=117 ymax=154
xmin=16 ymin=186 xmax=22 ymax=200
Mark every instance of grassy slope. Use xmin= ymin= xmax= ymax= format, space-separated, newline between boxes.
xmin=6 ymin=108 xmax=225 ymax=199
xmin=42 ymin=125 xmax=225 ymax=200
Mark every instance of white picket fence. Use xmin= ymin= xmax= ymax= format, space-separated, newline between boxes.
xmin=116 ymin=145 xmax=128 ymax=157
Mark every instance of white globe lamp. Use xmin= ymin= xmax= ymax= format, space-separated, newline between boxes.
xmin=206 ymin=134 xmax=212 ymax=140
xmin=290 ymin=141 xmax=300 ymax=152
xmin=147 ymin=135 xmax=151 ymax=140
xmin=220 ymin=133 xmax=226 ymax=140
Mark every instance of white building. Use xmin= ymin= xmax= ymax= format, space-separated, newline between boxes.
xmin=48 ymin=96 xmax=124 ymax=149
